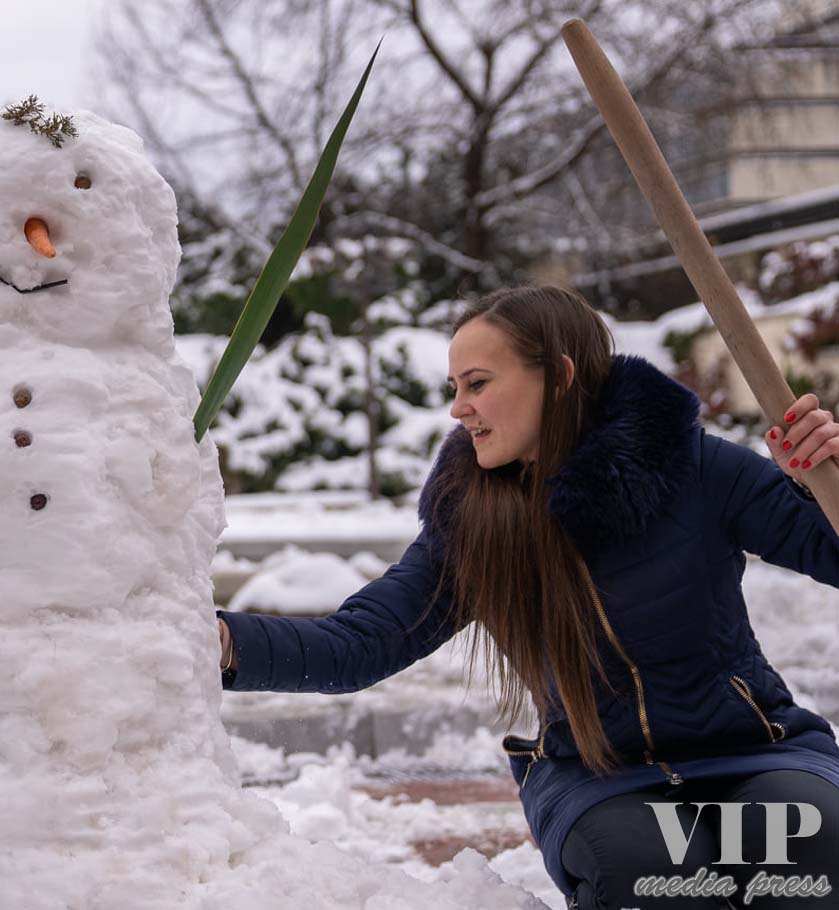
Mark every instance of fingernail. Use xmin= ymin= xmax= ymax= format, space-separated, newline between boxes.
xmin=802 ymin=460 xmax=812 ymax=470
xmin=790 ymin=458 xmax=800 ymax=468
xmin=782 ymin=441 xmax=793 ymax=451
xmin=769 ymin=429 xmax=777 ymax=440
xmin=785 ymin=412 xmax=796 ymax=423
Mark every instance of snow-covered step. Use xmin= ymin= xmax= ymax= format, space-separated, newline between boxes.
xmin=224 ymin=703 xmax=494 ymax=759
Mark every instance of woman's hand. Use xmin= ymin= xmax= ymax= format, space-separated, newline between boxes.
xmin=218 ymin=618 xmax=236 ymax=672
xmin=765 ymin=393 xmax=839 ymax=480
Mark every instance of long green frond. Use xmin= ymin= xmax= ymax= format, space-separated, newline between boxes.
xmin=193 ymin=41 xmax=382 ymax=442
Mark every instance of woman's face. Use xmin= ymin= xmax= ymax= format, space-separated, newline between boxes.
xmin=447 ymin=317 xmax=545 ymax=469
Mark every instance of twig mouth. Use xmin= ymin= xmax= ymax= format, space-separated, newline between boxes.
xmin=0 ymin=274 xmax=68 ymax=294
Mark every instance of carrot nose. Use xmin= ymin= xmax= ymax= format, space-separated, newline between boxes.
xmin=24 ymin=217 xmax=56 ymax=258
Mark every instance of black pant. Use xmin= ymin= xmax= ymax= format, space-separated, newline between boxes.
xmin=559 ymin=770 xmax=839 ymax=909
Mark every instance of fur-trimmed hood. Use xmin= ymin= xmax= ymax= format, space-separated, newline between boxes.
xmin=418 ymin=353 xmax=702 ymax=555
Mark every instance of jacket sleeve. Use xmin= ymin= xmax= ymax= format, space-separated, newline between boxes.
xmin=216 ymin=527 xmax=463 ymax=693
xmin=700 ymin=429 xmax=839 ymax=588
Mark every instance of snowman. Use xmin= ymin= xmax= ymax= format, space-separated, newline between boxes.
xmin=0 ymin=103 xmax=547 ymax=910
xmin=0 ymin=100 xmax=274 ymax=908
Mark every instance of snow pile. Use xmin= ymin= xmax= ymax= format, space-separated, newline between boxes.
xmin=262 ymin=754 xmax=524 ymax=863
xmin=0 ymin=110 xmax=547 ymax=910
xmin=228 ymin=730 xmax=564 ymax=909
xmin=227 ymin=544 xmax=387 ymax=614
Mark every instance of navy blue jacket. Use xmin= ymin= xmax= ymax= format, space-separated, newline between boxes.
xmin=219 ymin=353 xmax=839 ymax=897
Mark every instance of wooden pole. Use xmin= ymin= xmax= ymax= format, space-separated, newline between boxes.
xmin=561 ymin=18 xmax=839 ymax=535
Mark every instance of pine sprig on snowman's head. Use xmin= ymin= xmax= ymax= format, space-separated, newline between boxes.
xmin=2 ymin=95 xmax=77 ymax=148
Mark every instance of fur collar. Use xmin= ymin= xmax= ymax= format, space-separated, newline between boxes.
xmin=418 ymin=353 xmax=702 ymax=556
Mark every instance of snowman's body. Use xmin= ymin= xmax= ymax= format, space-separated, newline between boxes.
xmin=0 ymin=112 xmax=279 ymax=907
xmin=0 ymin=111 xmax=546 ymax=910
xmin=2 ymin=335 xmax=209 ymax=601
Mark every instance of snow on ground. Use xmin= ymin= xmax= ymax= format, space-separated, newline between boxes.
xmin=221 ymin=490 xmax=419 ymax=548
xmin=229 ymin=729 xmax=566 ymax=909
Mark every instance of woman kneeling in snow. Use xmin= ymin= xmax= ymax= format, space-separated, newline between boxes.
xmin=217 ymin=285 xmax=839 ymax=910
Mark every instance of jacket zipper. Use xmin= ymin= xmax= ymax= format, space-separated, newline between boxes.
xmin=730 ymin=675 xmax=786 ymax=742
xmin=505 ymin=558 xmax=686 ymax=790
xmin=578 ymin=558 xmax=684 ymax=787
xmin=503 ymin=723 xmax=553 ymax=790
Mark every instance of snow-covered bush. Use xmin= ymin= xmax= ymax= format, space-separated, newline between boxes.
xmin=187 ymin=311 xmax=454 ymax=496
xmin=758 ymin=235 xmax=839 ymax=304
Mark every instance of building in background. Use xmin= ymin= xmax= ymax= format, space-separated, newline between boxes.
xmin=564 ymin=3 xmax=839 ymax=318
xmin=689 ymin=2 xmax=839 ymax=210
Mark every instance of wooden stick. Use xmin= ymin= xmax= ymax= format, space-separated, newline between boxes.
xmin=561 ymin=17 xmax=839 ymax=535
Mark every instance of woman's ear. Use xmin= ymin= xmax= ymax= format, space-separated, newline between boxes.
xmin=555 ymin=355 xmax=576 ymax=399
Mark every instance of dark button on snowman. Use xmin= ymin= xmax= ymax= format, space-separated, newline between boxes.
xmin=14 ymin=387 xmax=32 ymax=407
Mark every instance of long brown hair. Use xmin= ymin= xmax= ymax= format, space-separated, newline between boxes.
xmin=427 ymin=286 xmax=621 ymax=776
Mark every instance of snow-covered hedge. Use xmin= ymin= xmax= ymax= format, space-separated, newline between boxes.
xmin=176 ymin=243 xmax=839 ymax=498
xmin=177 ymin=311 xmax=458 ymax=496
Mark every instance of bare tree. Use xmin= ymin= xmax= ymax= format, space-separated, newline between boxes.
xmin=95 ymin=0 xmax=793 ymax=285
xmin=357 ymin=0 xmax=796 ymax=281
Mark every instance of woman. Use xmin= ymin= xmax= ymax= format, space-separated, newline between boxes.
xmin=217 ymin=286 xmax=839 ymax=909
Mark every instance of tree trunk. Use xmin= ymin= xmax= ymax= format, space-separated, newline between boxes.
xmin=461 ymin=116 xmax=490 ymax=288
xmin=360 ymin=298 xmax=381 ymax=500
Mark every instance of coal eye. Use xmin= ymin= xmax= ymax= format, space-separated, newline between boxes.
xmin=74 ymin=174 xmax=92 ymax=190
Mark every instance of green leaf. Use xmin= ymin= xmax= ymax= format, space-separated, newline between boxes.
xmin=193 ymin=40 xmax=382 ymax=442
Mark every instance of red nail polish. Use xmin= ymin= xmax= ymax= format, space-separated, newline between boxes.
xmin=782 ymin=441 xmax=793 ymax=451
xmin=769 ymin=430 xmax=777 ymax=440
xmin=785 ymin=412 xmax=796 ymax=423
xmin=790 ymin=458 xmax=800 ymax=468
xmin=802 ymin=461 xmax=812 ymax=470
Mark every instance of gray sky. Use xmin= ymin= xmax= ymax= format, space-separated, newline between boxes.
xmin=3 ymin=0 xmax=104 ymax=112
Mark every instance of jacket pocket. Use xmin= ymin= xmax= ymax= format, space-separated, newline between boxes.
xmin=503 ymin=727 xmax=551 ymax=790
xmin=730 ymin=675 xmax=786 ymax=743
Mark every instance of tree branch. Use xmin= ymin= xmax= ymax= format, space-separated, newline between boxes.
xmin=489 ymin=25 xmax=564 ymax=116
xmin=408 ymin=0 xmax=483 ymax=112
xmin=194 ymin=0 xmax=305 ymax=191
xmin=475 ymin=8 xmax=725 ymax=210
xmin=335 ymin=210 xmax=487 ymax=272
xmin=490 ymin=0 xmax=602 ymax=115
xmin=117 ymin=4 xmax=245 ymax=122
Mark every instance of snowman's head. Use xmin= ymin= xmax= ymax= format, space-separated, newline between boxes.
xmin=0 ymin=108 xmax=180 ymax=350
